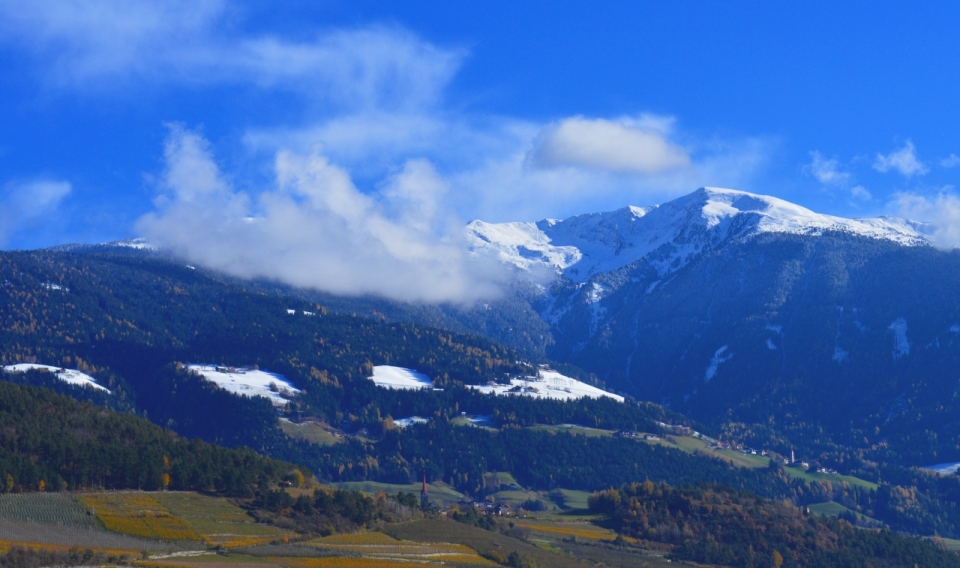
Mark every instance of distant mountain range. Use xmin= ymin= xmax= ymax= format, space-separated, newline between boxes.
xmin=60 ymin=187 xmax=960 ymax=465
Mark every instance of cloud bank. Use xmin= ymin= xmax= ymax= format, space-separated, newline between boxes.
xmin=137 ymin=126 xmax=506 ymax=304
xmin=893 ymin=191 xmax=960 ymax=250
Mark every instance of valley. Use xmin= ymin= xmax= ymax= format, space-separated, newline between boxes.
xmin=3 ymin=187 xmax=960 ymax=565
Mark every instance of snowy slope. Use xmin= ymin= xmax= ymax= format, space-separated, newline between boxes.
xmin=368 ymin=366 xmax=433 ymax=390
xmin=468 ymin=368 xmax=624 ymax=402
xmin=922 ymin=462 xmax=960 ymax=475
xmin=188 ymin=365 xmax=300 ymax=407
xmin=3 ymin=364 xmax=110 ymax=392
xmin=467 ymin=187 xmax=930 ymax=283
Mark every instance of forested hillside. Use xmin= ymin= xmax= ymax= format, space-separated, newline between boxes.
xmin=0 ymin=381 xmax=297 ymax=495
xmin=9 ymin=248 xmax=960 ymax=541
xmin=590 ymin=482 xmax=960 ymax=568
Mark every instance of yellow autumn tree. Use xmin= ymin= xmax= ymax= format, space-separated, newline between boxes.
xmin=291 ymin=470 xmax=305 ymax=488
xmin=771 ymin=550 xmax=784 ymax=568
xmin=38 ymin=480 xmax=45 ymax=492
xmin=162 ymin=473 xmax=171 ymax=490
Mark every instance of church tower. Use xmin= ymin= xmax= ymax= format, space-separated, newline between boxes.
xmin=420 ymin=475 xmax=429 ymax=509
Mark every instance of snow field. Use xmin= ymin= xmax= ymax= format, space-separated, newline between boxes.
xmin=187 ymin=365 xmax=300 ymax=407
xmin=368 ymin=366 xmax=433 ymax=390
xmin=3 ymin=363 xmax=110 ymax=393
xmin=469 ymin=368 xmax=624 ymax=402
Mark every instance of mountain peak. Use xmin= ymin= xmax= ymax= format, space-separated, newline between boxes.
xmin=466 ymin=187 xmax=929 ymax=283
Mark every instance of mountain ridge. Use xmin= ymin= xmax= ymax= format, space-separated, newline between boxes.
xmin=467 ymin=187 xmax=932 ymax=284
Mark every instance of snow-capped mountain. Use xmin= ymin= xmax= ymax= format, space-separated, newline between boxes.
xmin=467 ymin=187 xmax=930 ymax=283
xmin=465 ymin=186 xmax=960 ymax=458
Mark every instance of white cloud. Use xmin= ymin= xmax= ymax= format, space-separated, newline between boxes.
xmin=806 ymin=151 xmax=851 ymax=186
xmin=450 ymin=134 xmax=771 ymax=223
xmin=527 ymin=116 xmax=690 ymax=174
xmin=0 ymin=179 xmax=72 ymax=245
xmin=804 ymin=152 xmax=871 ymax=203
xmin=2 ymin=2 xmax=775 ymax=284
xmin=941 ymin=154 xmax=960 ymax=168
xmin=850 ymin=185 xmax=872 ymax=201
xmin=136 ymin=127 xmax=506 ymax=304
xmin=873 ymin=140 xmax=928 ymax=177
xmin=892 ymin=190 xmax=960 ymax=249
xmin=0 ymin=1 xmax=462 ymax=110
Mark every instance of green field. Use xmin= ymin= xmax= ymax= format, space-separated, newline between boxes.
xmin=782 ymin=466 xmax=879 ymax=490
xmin=556 ymin=489 xmax=591 ymax=510
xmin=529 ymin=424 xmax=615 ymax=438
xmin=714 ymin=449 xmax=770 ymax=469
xmin=493 ymin=472 xmax=519 ymax=486
xmin=808 ymin=501 xmax=881 ymax=524
xmin=491 ymin=489 xmax=556 ymax=511
xmin=330 ymin=480 xmax=465 ymax=508
xmin=648 ymin=433 xmax=879 ymax=489
xmin=279 ymin=419 xmax=342 ymax=446
xmin=938 ymin=537 xmax=960 ymax=552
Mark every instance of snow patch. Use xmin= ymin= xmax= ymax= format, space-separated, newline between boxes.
xmin=3 ymin=364 xmax=110 ymax=392
xmin=833 ymin=346 xmax=849 ymax=363
xmin=704 ymin=346 xmax=733 ymax=382
xmin=585 ymin=282 xmax=606 ymax=303
xmin=922 ymin=462 xmax=960 ymax=475
xmin=368 ymin=366 xmax=433 ymax=390
xmin=188 ymin=365 xmax=300 ymax=407
xmin=888 ymin=318 xmax=910 ymax=359
xmin=104 ymin=237 xmax=157 ymax=250
xmin=392 ymin=416 xmax=429 ymax=428
xmin=468 ymin=368 xmax=623 ymax=402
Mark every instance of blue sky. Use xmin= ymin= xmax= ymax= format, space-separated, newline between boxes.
xmin=1 ymin=1 xmax=959 ymax=288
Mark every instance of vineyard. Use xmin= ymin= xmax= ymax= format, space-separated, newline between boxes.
xmin=0 ymin=492 xmax=98 ymax=528
xmin=152 ymin=491 xmax=293 ymax=547
xmin=79 ymin=492 xmax=202 ymax=541
xmin=513 ymin=518 xmax=623 ymax=541
xmin=0 ymin=518 xmax=199 ymax=552
xmin=0 ymin=491 xmax=500 ymax=567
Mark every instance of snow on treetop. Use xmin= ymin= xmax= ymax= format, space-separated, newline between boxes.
xmin=467 ymin=186 xmax=930 ymax=283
